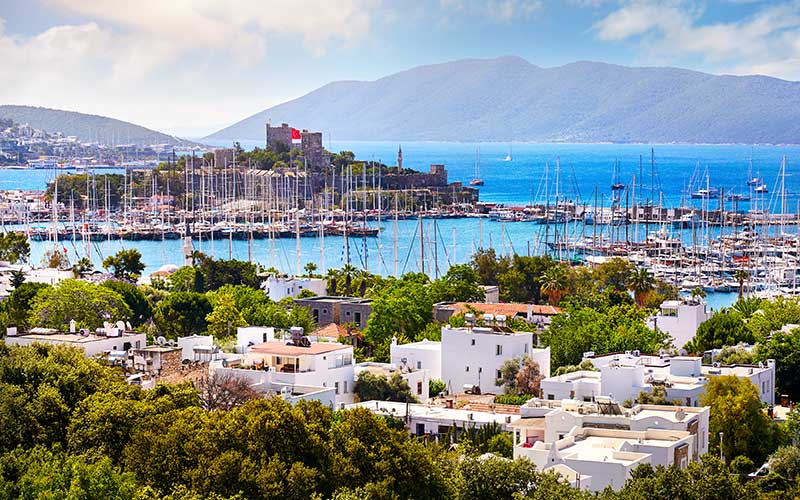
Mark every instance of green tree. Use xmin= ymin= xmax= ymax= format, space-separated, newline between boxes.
xmin=194 ymin=253 xmax=261 ymax=291
xmin=429 ymin=264 xmax=484 ymax=303
xmin=756 ymin=326 xmax=800 ymax=400
xmin=429 ymin=379 xmax=446 ymax=397
xmin=153 ymin=292 xmax=213 ymax=339
xmin=353 ymin=372 xmax=418 ymax=403
xmin=0 ymin=231 xmax=30 ymax=264
xmin=303 ymin=262 xmax=318 ymax=277
xmin=734 ymin=269 xmax=749 ymax=298
xmin=703 ymin=375 xmax=784 ymax=464
xmin=169 ymin=265 xmax=199 ymax=292
xmin=102 ymin=280 xmax=153 ymax=328
xmin=628 ymin=267 xmax=655 ymax=307
xmin=29 ymin=279 xmax=131 ymax=331
xmin=364 ymin=277 xmax=433 ymax=356
xmin=5 ymin=281 xmax=50 ymax=329
xmin=541 ymin=264 xmax=569 ymax=305
xmin=541 ymin=303 xmax=669 ymax=369
xmin=103 ymin=248 xmax=145 ymax=281
xmin=685 ymin=312 xmax=753 ymax=353
xmin=769 ymin=446 xmax=800 ymax=480
xmin=72 ymin=256 xmax=94 ymax=277
xmin=205 ymin=292 xmax=245 ymax=339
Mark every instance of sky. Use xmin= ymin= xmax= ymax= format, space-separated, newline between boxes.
xmin=1 ymin=0 xmax=799 ymax=138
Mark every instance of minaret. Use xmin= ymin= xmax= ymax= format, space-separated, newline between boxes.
xmin=397 ymin=145 xmax=403 ymax=169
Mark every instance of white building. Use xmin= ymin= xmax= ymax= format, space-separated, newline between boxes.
xmin=517 ymin=426 xmax=695 ymax=491
xmin=569 ymin=351 xmax=776 ymax=406
xmin=354 ymin=362 xmax=430 ymax=401
xmin=511 ymin=398 xmax=709 ymax=492
xmin=647 ymin=299 xmax=712 ymax=350
xmin=211 ymin=363 xmax=337 ymax=408
xmin=264 ymin=276 xmax=327 ymax=302
xmin=177 ymin=334 xmax=214 ymax=361
xmin=237 ymin=326 xmax=277 ymax=350
xmin=244 ymin=341 xmax=355 ymax=406
xmin=441 ymin=319 xmax=550 ymax=395
xmin=348 ymin=400 xmax=520 ymax=437
xmin=5 ymin=327 xmax=146 ymax=357
xmin=390 ymin=338 xmax=442 ymax=380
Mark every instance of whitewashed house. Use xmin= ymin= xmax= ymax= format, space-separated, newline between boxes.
xmin=390 ymin=338 xmax=442 ymax=380
xmin=647 ymin=298 xmax=712 ymax=350
xmin=354 ymin=362 xmax=430 ymax=401
xmin=440 ymin=315 xmax=550 ymax=395
xmin=565 ymin=351 xmax=777 ymax=406
xmin=243 ymin=335 xmax=355 ymax=406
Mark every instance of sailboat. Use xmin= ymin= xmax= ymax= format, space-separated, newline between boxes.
xmin=610 ymin=159 xmax=625 ymax=191
xmin=470 ymin=146 xmax=484 ymax=186
xmin=503 ymin=142 xmax=513 ymax=162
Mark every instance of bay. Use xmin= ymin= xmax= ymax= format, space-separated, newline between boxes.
xmin=10 ymin=141 xmax=800 ymax=310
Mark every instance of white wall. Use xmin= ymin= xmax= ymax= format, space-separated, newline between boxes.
xmin=648 ymin=302 xmax=711 ymax=350
xmin=441 ymin=326 xmax=544 ymax=395
xmin=6 ymin=333 xmax=145 ymax=357
xmin=266 ymin=276 xmax=327 ymax=302
xmin=177 ymin=335 xmax=213 ymax=361
xmin=237 ymin=327 xmax=276 ymax=349
xmin=390 ymin=339 xmax=442 ymax=380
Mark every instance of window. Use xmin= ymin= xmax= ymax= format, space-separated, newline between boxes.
xmin=416 ymin=423 xmax=425 ymax=436
xmin=496 ymin=370 xmax=502 ymax=380
xmin=417 ymin=361 xmax=422 ymax=369
xmin=471 ymin=339 xmax=476 ymax=346
xmin=335 ymin=382 xmax=340 ymax=394
xmin=355 ymin=312 xmax=362 ymax=324
xmin=496 ymin=345 xmax=503 ymax=356
xmin=524 ymin=343 xmax=528 ymax=353
xmin=346 ymin=311 xmax=351 ymax=316
xmin=343 ymin=381 xmax=348 ymax=393
xmin=547 ymin=394 xmax=555 ymax=400
xmin=465 ymin=366 xmax=470 ymax=372
xmin=322 ymin=309 xmax=328 ymax=314
xmin=583 ymin=396 xmax=592 ymax=402
xmin=417 ymin=381 xmax=423 ymax=395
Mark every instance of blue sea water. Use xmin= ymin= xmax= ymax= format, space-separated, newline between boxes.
xmin=9 ymin=141 xmax=800 ymax=310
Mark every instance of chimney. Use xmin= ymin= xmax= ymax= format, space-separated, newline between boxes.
xmin=69 ymin=319 xmax=76 ymax=333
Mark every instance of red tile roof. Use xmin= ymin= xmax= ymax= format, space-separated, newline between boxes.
xmin=445 ymin=302 xmax=561 ymax=317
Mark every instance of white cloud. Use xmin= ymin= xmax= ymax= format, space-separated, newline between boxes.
xmin=488 ymin=0 xmax=542 ymax=22
xmin=0 ymin=1 xmax=387 ymax=134
xmin=593 ymin=0 xmax=800 ymax=80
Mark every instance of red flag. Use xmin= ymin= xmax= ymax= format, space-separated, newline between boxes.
xmin=291 ymin=128 xmax=302 ymax=144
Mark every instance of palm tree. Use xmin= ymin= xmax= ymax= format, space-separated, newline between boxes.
xmin=341 ymin=264 xmax=359 ymax=297
xmin=734 ymin=269 xmax=749 ymax=298
xmin=732 ymin=296 xmax=762 ymax=319
xmin=541 ymin=265 xmax=568 ymax=306
xmin=627 ymin=268 xmax=655 ymax=307
xmin=690 ymin=287 xmax=706 ymax=300
xmin=325 ymin=268 xmax=340 ymax=295
xmin=303 ymin=262 xmax=318 ymax=278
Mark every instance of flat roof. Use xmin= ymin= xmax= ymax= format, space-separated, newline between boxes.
xmin=12 ymin=332 xmax=143 ymax=344
xmin=393 ymin=339 xmax=441 ymax=351
xmin=250 ymin=342 xmax=351 ymax=356
xmin=440 ymin=302 xmax=561 ymax=316
xmin=350 ymin=401 xmax=520 ymax=425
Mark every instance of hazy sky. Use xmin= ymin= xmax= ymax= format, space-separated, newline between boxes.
xmin=1 ymin=0 xmax=799 ymax=137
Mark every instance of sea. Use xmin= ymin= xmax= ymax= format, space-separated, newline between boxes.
xmin=7 ymin=141 xmax=800 ymax=311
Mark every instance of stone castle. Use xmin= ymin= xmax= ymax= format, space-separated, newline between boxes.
xmin=266 ymin=122 xmax=328 ymax=169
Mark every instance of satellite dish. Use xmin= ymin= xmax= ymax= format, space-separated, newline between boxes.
xmin=116 ymin=321 xmax=126 ymax=331
xmin=156 ymin=336 xmax=167 ymax=346
xmin=125 ymin=321 xmax=133 ymax=331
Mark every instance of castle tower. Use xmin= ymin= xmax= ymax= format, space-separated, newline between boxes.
xmin=397 ymin=145 xmax=403 ymax=169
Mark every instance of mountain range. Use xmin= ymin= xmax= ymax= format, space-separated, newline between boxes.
xmin=0 ymin=105 xmax=191 ymax=147
xmin=205 ymin=56 xmax=800 ymax=145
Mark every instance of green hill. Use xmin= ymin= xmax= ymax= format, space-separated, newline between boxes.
xmin=0 ymin=105 xmax=192 ymax=146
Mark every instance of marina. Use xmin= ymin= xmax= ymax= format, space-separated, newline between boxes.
xmin=2 ymin=141 xmax=800 ymax=308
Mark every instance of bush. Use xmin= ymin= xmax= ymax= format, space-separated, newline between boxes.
xmin=494 ymin=394 xmax=531 ymax=405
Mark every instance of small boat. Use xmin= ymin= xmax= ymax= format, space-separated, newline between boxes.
xmin=470 ymin=146 xmax=484 ymax=186
xmin=747 ymin=177 xmax=763 ymax=186
xmin=503 ymin=143 xmax=512 ymax=162
xmin=690 ymin=187 xmax=719 ymax=199
xmin=725 ymin=192 xmax=750 ymax=202
xmin=755 ymin=184 xmax=769 ymax=193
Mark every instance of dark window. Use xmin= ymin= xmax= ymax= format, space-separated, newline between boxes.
xmin=417 ymin=381 xmax=423 ymax=395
